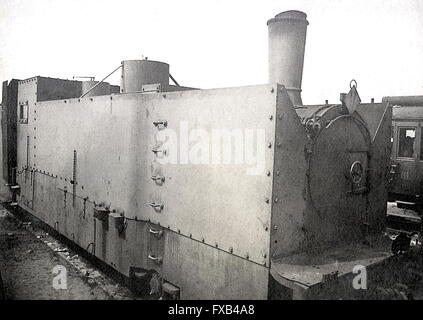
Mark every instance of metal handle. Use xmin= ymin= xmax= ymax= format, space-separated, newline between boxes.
xmin=152 ymin=148 xmax=167 ymax=156
xmin=151 ymin=175 xmax=165 ymax=183
xmin=153 ymin=120 xmax=168 ymax=129
xmin=149 ymin=228 xmax=163 ymax=238
xmin=148 ymin=254 xmax=163 ymax=264
xmin=149 ymin=202 xmax=164 ymax=211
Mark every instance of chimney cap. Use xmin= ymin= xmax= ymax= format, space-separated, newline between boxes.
xmin=267 ymin=10 xmax=309 ymax=26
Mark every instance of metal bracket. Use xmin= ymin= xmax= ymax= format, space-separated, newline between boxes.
xmin=148 ymin=254 xmax=163 ymax=265
xmin=152 ymin=148 xmax=167 ymax=156
xmin=153 ymin=120 xmax=168 ymax=130
xmin=149 ymin=228 xmax=164 ymax=239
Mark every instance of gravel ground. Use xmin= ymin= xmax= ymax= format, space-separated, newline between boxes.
xmin=0 ymin=205 xmax=136 ymax=300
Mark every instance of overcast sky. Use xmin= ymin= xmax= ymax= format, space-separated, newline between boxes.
xmin=1 ymin=0 xmax=422 ymax=104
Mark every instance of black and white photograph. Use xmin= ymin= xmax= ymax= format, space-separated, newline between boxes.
xmin=0 ymin=0 xmax=423 ymax=308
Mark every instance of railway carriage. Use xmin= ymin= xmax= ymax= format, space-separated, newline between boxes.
xmin=387 ymin=96 xmax=423 ymax=209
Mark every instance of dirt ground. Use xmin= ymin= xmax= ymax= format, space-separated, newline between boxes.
xmin=0 ymin=205 xmax=136 ymax=300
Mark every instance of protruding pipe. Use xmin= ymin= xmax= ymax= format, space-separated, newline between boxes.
xmin=169 ymin=73 xmax=180 ymax=87
xmin=80 ymin=64 xmax=122 ymax=99
xmin=268 ymin=10 xmax=309 ymax=106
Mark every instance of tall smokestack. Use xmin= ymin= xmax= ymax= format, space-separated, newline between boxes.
xmin=267 ymin=10 xmax=309 ymax=106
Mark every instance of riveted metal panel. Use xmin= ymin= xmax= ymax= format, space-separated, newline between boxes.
xmin=30 ymin=172 xmax=52 ymax=224
xmin=144 ymin=84 xmax=277 ymax=265
xmin=94 ymin=218 xmax=150 ymax=276
xmin=33 ymin=95 xmax=140 ymax=214
xmin=270 ymin=86 xmax=308 ymax=258
xmin=36 ymin=77 xmax=82 ymax=101
xmin=31 ymin=84 xmax=276 ymax=267
xmin=162 ymin=231 xmax=269 ymax=299
xmin=94 ymin=217 xmax=125 ymax=271
xmin=16 ymin=78 xmax=37 ymax=209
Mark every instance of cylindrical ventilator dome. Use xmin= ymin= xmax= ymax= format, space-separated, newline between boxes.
xmin=120 ymin=60 xmax=170 ymax=93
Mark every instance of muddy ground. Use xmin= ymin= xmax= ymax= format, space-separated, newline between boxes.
xmin=0 ymin=205 xmax=137 ymax=300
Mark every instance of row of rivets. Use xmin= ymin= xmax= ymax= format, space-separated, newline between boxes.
xmin=147 ymin=222 xmax=267 ymax=265
xmin=266 ymin=107 xmax=274 ymax=240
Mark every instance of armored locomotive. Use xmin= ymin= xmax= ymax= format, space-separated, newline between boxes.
xmin=1 ymin=11 xmax=392 ymax=299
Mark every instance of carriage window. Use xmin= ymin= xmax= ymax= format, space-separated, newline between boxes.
xmin=398 ymin=127 xmax=415 ymax=158
xmin=19 ymin=102 xmax=28 ymax=124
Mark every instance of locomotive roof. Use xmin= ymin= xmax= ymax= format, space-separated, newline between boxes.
xmin=392 ymin=105 xmax=423 ymax=120
xmin=383 ymin=95 xmax=423 ymax=106
xmin=386 ymin=96 xmax=423 ymax=120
